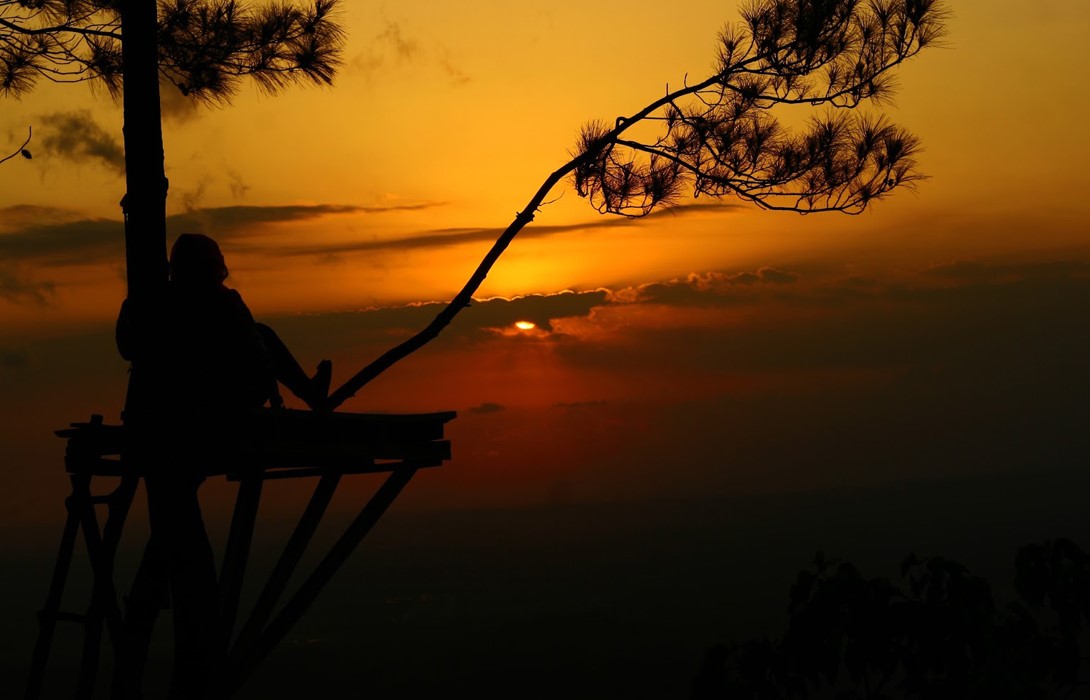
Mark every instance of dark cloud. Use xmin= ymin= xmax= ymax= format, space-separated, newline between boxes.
xmin=526 ymin=259 xmax=1090 ymax=498
xmin=171 ymin=204 xmax=373 ymax=236
xmin=325 ymin=259 xmax=1086 ymax=505
xmin=469 ymin=402 xmax=505 ymax=414
xmin=558 ymin=259 xmax=1090 ymax=382
xmin=226 ymin=169 xmax=251 ymax=200
xmin=159 ymin=81 xmax=202 ymax=124
xmin=438 ymin=49 xmax=470 ymax=86
xmin=0 ymin=198 xmax=730 ymax=269
xmin=754 ymin=266 xmax=801 ymax=285
xmin=379 ymin=21 xmax=420 ymax=60
xmin=619 ymin=266 xmax=800 ymax=307
xmin=271 ymin=201 xmax=742 ymax=258
xmin=267 ymin=290 xmax=609 ymax=351
xmin=0 ymin=265 xmax=56 ymax=305
xmin=261 ymin=289 xmax=612 ymax=366
xmin=637 ymin=200 xmax=744 ymax=220
xmin=3 ymin=256 xmax=1085 ymax=514
xmin=0 ymin=202 xmax=444 ymax=266
xmin=177 ymin=175 xmax=212 ymax=214
xmin=352 ymin=20 xmax=420 ymax=77
xmin=922 ymin=259 xmax=1090 ymax=284
xmin=39 ymin=111 xmax=125 ymax=175
xmin=0 ymin=205 xmax=82 ymax=231
xmin=466 ymin=291 xmax=609 ymax=332
xmin=0 ymin=217 xmax=123 ymax=266
xmin=274 ymin=226 xmax=517 ymax=256
xmin=256 ymin=261 xmax=844 ymax=362
xmin=555 ymin=400 xmax=608 ymax=409
xmin=171 ymin=202 xmax=448 ymax=244
xmin=352 ymin=19 xmax=469 ymax=86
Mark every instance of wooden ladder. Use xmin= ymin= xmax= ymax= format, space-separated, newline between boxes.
xmin=26 ymin=414 xmax=139 ymax=699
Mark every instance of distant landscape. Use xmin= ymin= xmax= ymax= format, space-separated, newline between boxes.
xmin=6 ymin=465 xmax=1089 ymax=699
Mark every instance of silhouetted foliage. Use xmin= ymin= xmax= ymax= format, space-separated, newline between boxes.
xmin=692 ymin=540 xmax=1090 ymax=700
xmin=573 ymin=0 xmax=946 ymax=217
xmin=328 ymin=0 xmax=949 ymax=408
xmin=0 ymin=0 xmax=343 ymax=101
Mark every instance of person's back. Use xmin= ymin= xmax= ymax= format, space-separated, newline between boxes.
xmin=159 ymin=281 xmax=273 ymax=418
xmin=117 ymin=233 xmax=276 ymax=434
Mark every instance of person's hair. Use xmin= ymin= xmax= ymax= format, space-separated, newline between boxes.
xmin=169 ymin=233 xmax=228 ymax=286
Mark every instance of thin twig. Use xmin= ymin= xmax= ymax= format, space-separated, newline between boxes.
xmin=0 ymin=126 xmax=31 ymax=165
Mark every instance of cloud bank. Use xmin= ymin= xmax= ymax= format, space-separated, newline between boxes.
xmin=39 ymin=111 xmax=125 ymax=175
xmin=0 ymin=199 xmax=734 ymax=271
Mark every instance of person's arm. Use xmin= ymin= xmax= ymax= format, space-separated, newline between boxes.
xmin=225 ymin=289 xmax=280 ymax=406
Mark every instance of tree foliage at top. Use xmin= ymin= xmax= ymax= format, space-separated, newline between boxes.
xmin=0 ymin=0 xmax=344 ymax=101
xmin=574 ymin=0 xmax=947 ymax=217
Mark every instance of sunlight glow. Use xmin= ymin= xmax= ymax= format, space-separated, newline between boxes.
xmin=515 ymin=321 xmax=536 ymax=330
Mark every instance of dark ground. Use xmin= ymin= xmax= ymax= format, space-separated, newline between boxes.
xmin=4 ymin=465 xmax=1089 ymax=699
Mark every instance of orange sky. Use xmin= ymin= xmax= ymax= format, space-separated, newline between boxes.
xmin=2 ymin=0 xmax=1090 ymax=523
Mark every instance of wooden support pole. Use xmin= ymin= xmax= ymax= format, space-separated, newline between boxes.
xmin=223 ymin=468 xmax=417 ymax=697
xmin=74 ymin=475 xmax=130 ymax=699
xmin=218 ymin=474 xmax=264 ymax=655
xmin=229 ymin=473 xmax=341 ymax=661
xmin=102 ymin=476 xmax=140 ymax=651
xmin=25 ymin=489 xmax=85 ymax=700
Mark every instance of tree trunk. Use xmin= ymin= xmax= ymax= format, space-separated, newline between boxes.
xmin=117 ymin=0 xmax=167 ymax=426
xmin=113 ymin=5 xmax=169 ymax=692
xmin=119 ymin=0 xmax=168 ymax=306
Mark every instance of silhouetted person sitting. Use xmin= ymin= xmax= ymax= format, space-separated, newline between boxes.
xmin=117 ymin=233 xmax=331 ymax=418
xmin=114 ymin=233 xmax=331 ymax=699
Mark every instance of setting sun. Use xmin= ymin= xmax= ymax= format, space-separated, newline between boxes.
xmin=514 ymin=321 xmax=536 ymax=330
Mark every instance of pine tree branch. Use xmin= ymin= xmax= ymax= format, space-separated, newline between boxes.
xmin=325 ymin=0 xmax=946 ymax=407
xmin=0 ymin=16 xmax=119 ymax=40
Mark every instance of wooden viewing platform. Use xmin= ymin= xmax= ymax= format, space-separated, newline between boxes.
xmin=27 ymin=407 xmax=456 ymax=699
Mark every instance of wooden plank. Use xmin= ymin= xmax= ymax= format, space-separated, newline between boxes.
xmin=228 ymin=460 xmax=443 ymax=482
xmin=60 ymin=409 xmax=457 ymax=477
